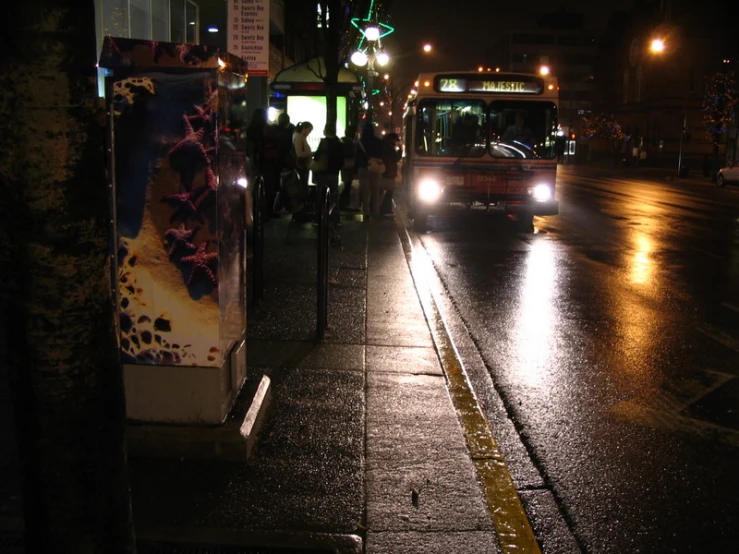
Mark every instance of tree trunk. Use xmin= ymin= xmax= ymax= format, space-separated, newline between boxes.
xmin=0 ymin=2 xmax=136 ymax=552
xmin=324 ymin=0 xmax=342 ymax=132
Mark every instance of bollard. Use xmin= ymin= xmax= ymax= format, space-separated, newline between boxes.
xmin=316 ymin=183 xmax=330 ymax=339
xmin=252 ymin=175 xmax=265 ymax=303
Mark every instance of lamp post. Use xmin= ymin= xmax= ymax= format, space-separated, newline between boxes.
xmin=350 ymin=26 xmax=390 ymax=122
xmin=650 ymin=36 xmax=691 ymax=177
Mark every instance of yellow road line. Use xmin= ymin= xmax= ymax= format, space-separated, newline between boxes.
xmin=395 ymin=215 xmax=542 ymax=553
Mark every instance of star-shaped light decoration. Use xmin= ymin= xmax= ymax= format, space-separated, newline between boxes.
xmin=351 ymin=19 xmax=395 ymax=51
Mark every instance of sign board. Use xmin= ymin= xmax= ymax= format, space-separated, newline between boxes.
xmin=227 ymin=0 xmax=270 ymax=76
xmin=435 ymin=74 xmax=544 ymax=95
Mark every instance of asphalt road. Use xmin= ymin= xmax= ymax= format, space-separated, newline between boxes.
xmin=411 ymin=164 xmax=739 ymax=553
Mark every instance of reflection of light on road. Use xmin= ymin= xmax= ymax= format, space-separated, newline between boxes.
xmin=513 ymin=239 xmax=557 ymax=387
xmin=629 ymin=232 xmax=654 ymax=285
xmin=617 ymin=229 xmax=660 ymax=383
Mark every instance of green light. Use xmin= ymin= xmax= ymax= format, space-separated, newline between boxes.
xmin=350 ymin=0 xmax=395 ymax=50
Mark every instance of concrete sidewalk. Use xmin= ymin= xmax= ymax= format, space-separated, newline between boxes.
xmin=0 ymin=206 xmax=501 ymax=552
xmin=126 ymin=210 xmax=502 ymax=553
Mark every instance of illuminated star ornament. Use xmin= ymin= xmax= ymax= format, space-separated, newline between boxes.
xmin=350 ymin=0 xmax=394 ymax=51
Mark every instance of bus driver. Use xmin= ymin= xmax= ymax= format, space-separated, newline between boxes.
xmin=502 ymin=111 xmax=533 ymax=146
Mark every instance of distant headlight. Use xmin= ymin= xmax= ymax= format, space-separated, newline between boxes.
xmin=418 ymin=179 xmax=442 ymax=203
xmin=236 ymin=177 xmax=248 ymax=188
xmin=529 ymin=183 xmax=552 ymax=202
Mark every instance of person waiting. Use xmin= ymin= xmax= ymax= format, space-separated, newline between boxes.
xmin=354 ymin=121 xmax=384 ymax=220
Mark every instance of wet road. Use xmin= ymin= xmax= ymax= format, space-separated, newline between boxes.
xmin=412 ymin=165 xmax=739 ymax=553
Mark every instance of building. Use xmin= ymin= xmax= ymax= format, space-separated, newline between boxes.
xmin=93 ymin=0 xmax=295 ymax=89
xmin=486 ymin=9 xmax=598 ymax=151
xmin=593 ymin=0 xmax=739 ymax=170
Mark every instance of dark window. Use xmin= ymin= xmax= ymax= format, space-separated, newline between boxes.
xmin=512 ymin=33 xmax=556 ymax=45
xmin=557 ymin=35 xmax=596 ymax=46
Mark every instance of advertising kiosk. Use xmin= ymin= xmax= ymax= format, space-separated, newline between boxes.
xmin=99 ymin=37 xmax=249 ymax=424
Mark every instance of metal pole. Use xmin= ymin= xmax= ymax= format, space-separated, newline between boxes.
xmin=252 ymin=175 xmax=265 ymax=303
xmin=316 ymin=183 xmax=330 ymax=339
xmin=367 ymin=51 xmax=375 ymax=121
xmin=677 ymin=47 xmax=692 ymax=178
xmin=677 ymin=91 xmax=687 ymax=177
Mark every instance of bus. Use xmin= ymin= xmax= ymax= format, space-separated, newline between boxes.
xmin=401 ymin=69 xmax=560 ymax=231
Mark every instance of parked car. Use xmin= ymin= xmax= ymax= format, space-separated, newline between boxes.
xmin=716 ymin=160 xmax=739 ymax=187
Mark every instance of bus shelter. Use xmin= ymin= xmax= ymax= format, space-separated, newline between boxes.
xmin=270 ymin=57 xmax=363 ymax=147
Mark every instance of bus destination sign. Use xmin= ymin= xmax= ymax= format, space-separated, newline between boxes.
xmin=435 ymin=74 xmax=544 ymax=94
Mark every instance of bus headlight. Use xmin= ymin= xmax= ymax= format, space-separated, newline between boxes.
xmin=418 ymin=179 xmax=442 ymax=203
xmin=529 ymin=183 xmax=552 ymax=202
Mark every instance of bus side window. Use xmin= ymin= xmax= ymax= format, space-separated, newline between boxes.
xmin=417 ymin=115 xmax=430 ymax=154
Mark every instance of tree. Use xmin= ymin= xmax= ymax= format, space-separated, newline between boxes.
xmin=294 ymin=0 xmax=368 ymax=131
xmin=702 ymin=69 xmax=738 ymax=172
xmin=581 ymin=112 xmax=626 ymax=165
xmin=0 ymin=2 xmax=136 ymax=551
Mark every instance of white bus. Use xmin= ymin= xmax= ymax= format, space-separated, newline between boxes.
xmin=402 ymin=70 xmax=560 ymax=230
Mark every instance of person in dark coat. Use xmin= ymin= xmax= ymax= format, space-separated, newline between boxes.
xmin=312 ymin=123 xmax=345 ymax=238
xmin=245 ymin=107 xmax=279 ymax=218
xmin=339 ymin=124 xmax=357 ymax=209
xmin=378 ymin=133 xmax=402 ymax=216
xmin=354 ymin=121 xmax=383 ymax=219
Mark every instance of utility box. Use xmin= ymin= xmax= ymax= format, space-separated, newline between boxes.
xmin=99 ymin=37 xmax=249 ymax=424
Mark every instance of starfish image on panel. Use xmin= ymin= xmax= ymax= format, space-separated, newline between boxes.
xmin=164 ymin=223 xmax=198 ymax=258
xmin=180 ymin=241 xmax=218 ymax=287
xmin=161 ymin=188 xmax=205 ymax=222
xmin=168 ymin=114 xmax=214 ymax=191
xmin=192 ymin=165 xmax=220 ymax=210
xmin=185 ymin=103 xmax=213 ymax=125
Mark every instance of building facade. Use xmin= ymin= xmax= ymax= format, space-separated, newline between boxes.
xmin=94 ymin=0 xmax=294 ymax=82
xmin=486 ymin=10 xmax=598 ymax=148
xmin=593 ymin=0 xmax=739 ymax=169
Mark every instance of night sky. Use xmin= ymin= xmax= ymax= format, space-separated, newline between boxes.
xmin=382 ymin=0 xmax=635 ymax=86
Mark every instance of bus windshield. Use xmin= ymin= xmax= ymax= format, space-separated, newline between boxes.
xmin=415 ymin=99 xmax=487 ymax=158
xmin=488 ymin=100 xmax=558 ymax=159
xmin=414 ymin=98 xmax=558 ymax=160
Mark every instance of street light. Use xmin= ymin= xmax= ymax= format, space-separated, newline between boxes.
xmin=350 ymin=25 xmax=390 ymax=121
xmin=650 ymin=35 xmax=690 ymax=177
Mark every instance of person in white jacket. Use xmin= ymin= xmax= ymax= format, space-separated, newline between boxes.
xmin=292 ymin=121 xmax=314 ymax=197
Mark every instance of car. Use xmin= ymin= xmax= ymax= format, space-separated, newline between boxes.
xmin=716 ymin=160 xmax=739 ymax=187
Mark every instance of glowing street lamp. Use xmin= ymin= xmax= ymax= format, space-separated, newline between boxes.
xmin=649 ymin=36 xmax=690 ymax=177
xmin=350 ymin=50 xmax=368 ymax=66
xmin=350 ymin=27 xmax=391 ymax=119
xmin=650 ymin=38 xmax=665 ymax=54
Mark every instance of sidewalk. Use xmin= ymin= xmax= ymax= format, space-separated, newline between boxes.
xmin=0 ymin=204 xmax=503 ymax=552
xmin=128 ymin=209 xmax=501 ymax=553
